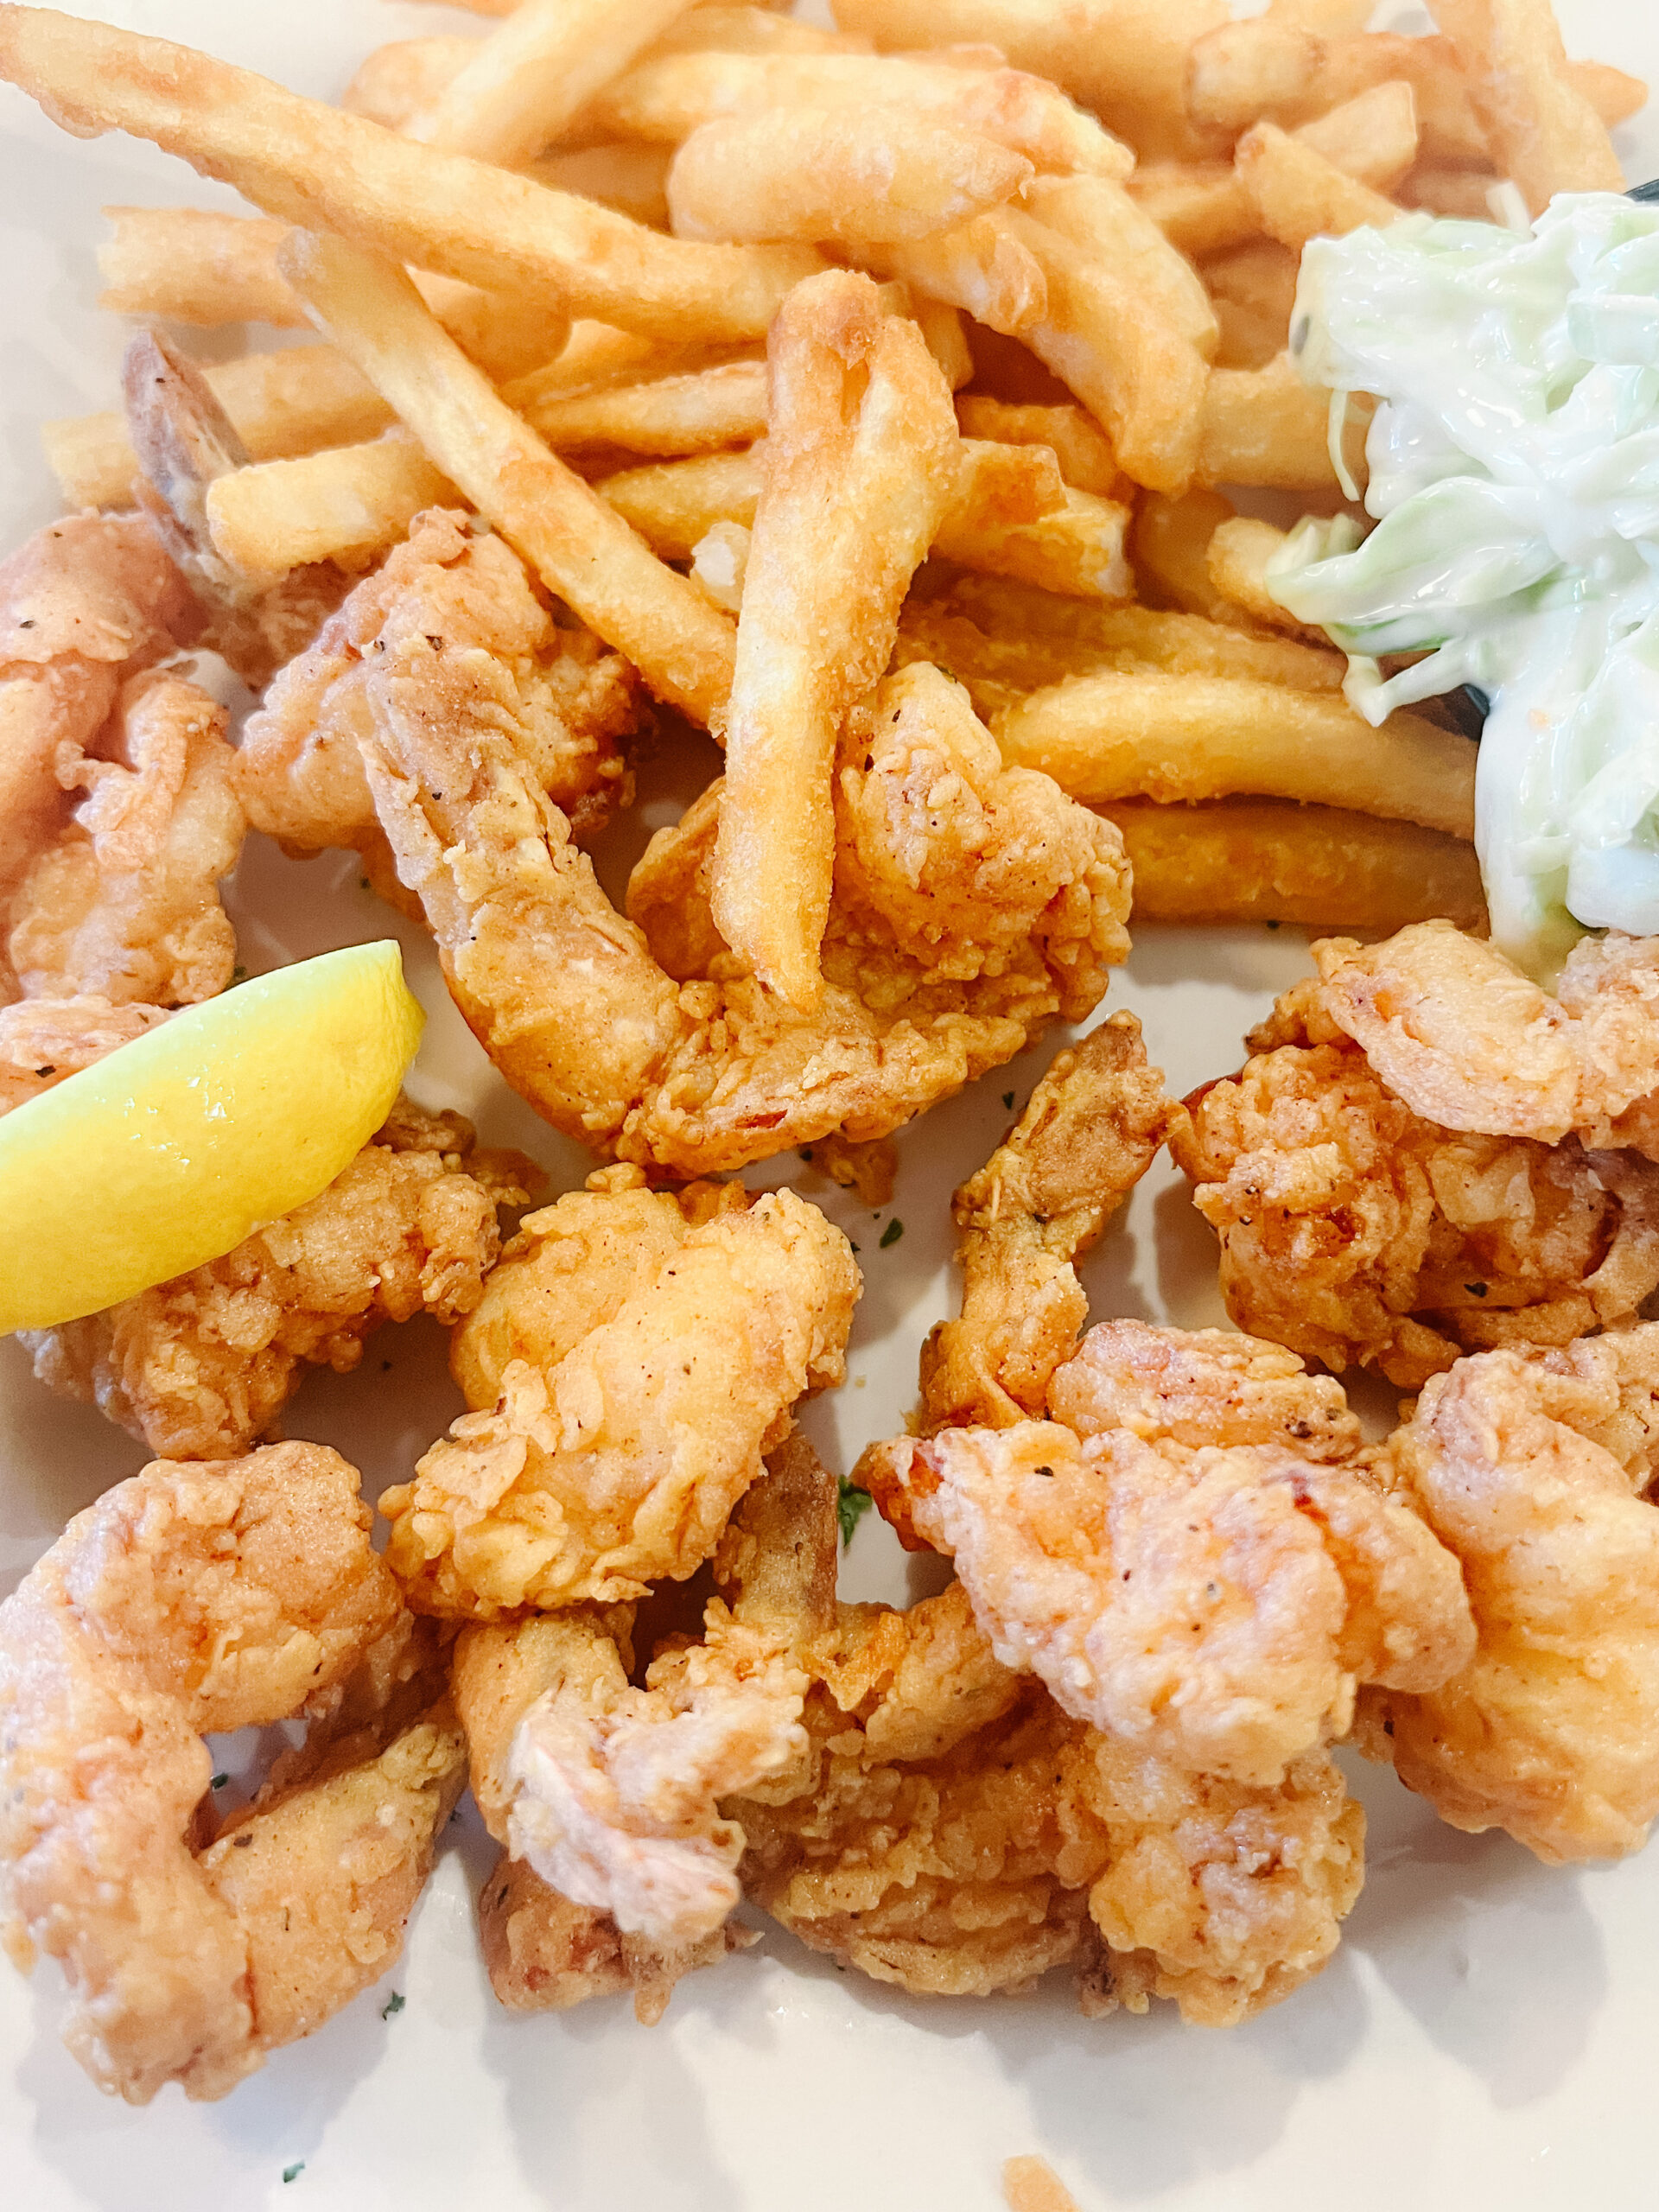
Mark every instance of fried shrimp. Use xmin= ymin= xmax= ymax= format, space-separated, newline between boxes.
xmin=22 ymin=1099 xmax=536 ymax=1460
xmin=918 ymin=1014 xmax=1182 ymax=1431
xmin=1313 ymin=921 xmax=1659 ymax=1153
xmin=0 ymin=1443 xmax=463 ymax=2103
xmin=236 ymin=509 xmax=639 ymax=898
xmin=263 ymin=511 xmax=1128 ymax=1172
xmin=0 ymin=994 xmax=169 ymax=1113
xmin=1173 ymin=988 xmax=1659 ymax=1388
xmin=381 ymin=1172 xmax=859 ymax=1616
xmin=1360 ymin=1329 xmax=1659 ymax=1865
xmin=866 ymin=1321 xmax=1472 ymax=1786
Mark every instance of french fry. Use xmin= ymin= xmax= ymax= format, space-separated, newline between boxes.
xmin=280 ymin=228 xmax=734 ymax=723
xmin=992 ymin=207 xmax=1210 ymax=494
xmin=851 ymin=216 xmax=1048 ymax=338
xmin=1399 ymin=165 xmax=1505 ymax=219
xmin=689 ymin=518 xmax=749 ymax=613
xmin=1128 ymin=166 xmax=1256 ymax=261
xmin=203 ymin=434 xmax=458 ymax=589
xmin=915 ymin=297 xmax=974 ymax=391
xmin=0 ymin=7 xmax=824 ymax=343
xmin=1102 ymin=798 xmax=1486 ymax=931
xmin=1131 ymin=486 xmax=1242 ymax=619
xmin=503 ymin=321 xmax=757 ymax=414
xmin=1571 ymin=59 xmax=1649 ymax=131
xmin=956 ymin=398 xmax=1122 ymax=497
xmin=1186 ymin=24 xmax=1490 ymax=167
xmin=410 ymin=0 xmax=697 ymax=166
xmin=596 ymin=447 xmax=764 ymax=558
xmin=709 ymin=271 xmax=958 ymax=1007
xmin=1211 ymin=298 xmax=1288 ymax=372
xmin=1198 ymin=353 xmax=1371 ymax=493
xmin=1020 ymin=173 xmax=1219 ymax=358
xmin=1236 ymin=123 xmax=1403 ymax=253
xmin=42 ymin=344 xmax=393 ymax=510
xmin=1297 ymin=80 xmax=1421 ymax=190
xmin=516 ymin=359 xmax=766 ymax=454
xmin=1266 ymin=0 xmax=1373 ymax=29
xmin=1206 ymin=515 xmax=1330 ymax=641
xmin=97 ymin=209 xmax=571 ymax=380
xmin=994 ymin=671 xmax=1475 ymax=837
xmin=521 ymin=143 xmax=672 ymax=227
xmin=1429 ymin=0 xmax=1624 ymax=215
xmin=935 ymin=478 xmax=1133 ymax=601
xmin=831 ymin=0 xmax=1231 ymax=161
xmin=1205 ymin=244 xmax=1301 ymax=367
xmin=647 ymin=9 xmax=851 ymax=60
xmin=667 ymin=109 xmax=1031 ymax=246
xmin=341 ymin=36 xmax=478 ymax=130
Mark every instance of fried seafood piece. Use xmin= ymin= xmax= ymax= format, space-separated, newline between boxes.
xmin=0 ymin=1443 xmax=463 ymax=2103
xmin=0 ymin=994 xmax=168 ymax=1112
xmin=1359 ymin=1329 xmax=1659 ymax=1864
xmin=236 ymin=509 xmax=639 ymax=904
xmin=918 ymin=1014 xmax=1183 ymax=1431
xmin=864 ymin=1321 xmax=1473 ymax=1787
xmin=382 ymin=1173 xmax=859 ymax=1615
xmin=724 ymin=1473 xmax=1364 ymax=2024
xmin=341 ymin=536 xmax=1128 ymax=1166
xmin=1313 ymin=920 xmax=1659 ymax=1154
xmin=0 ymin=509 xmax=199 ymax=909
xmin=22 ymin=1099 xmax=536 ymax=1461
xmin=1173 ymin=993 xmax=1659 ymax=1389
xmin=8 ymin=668 xmax=245 ymax=1006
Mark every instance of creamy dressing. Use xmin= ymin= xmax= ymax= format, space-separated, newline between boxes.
xmin=1268 ymin=194 xmax=1659 ymax=980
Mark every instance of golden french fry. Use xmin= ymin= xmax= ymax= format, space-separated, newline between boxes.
xmin=42 ymin=343 xmax=393 ymax=510
xmin=1131 ymin=486 xmax=1241 ymax=619
xmin=1020 ymin=173 xmax=1218 ymax=358
xmin=341 ymin=37 xmax=478 ymax=130
xmin=1571 ymin=59 xmax=1649 ymax=131
xmin=0 ymin=6 xmax=823 ymax=343
xmin=1399 ymin=165 xmax=1505 ymax=219
xmin=1298 ymin=79 xmax=1421 ymax=188
xmin=1103 ymin=798 xmax=1486 ymax=931
xmin=280 ymin=227 xmax=734 ymax=722
xmin=689 ymin=517 xmax=750 ymax=614
xmin=710 ymin=272 xmax=959 ymax=1006
xmin=1429 ymin=0 xmax=1624 ymax=214
xmin=596 ymin=446 xmax=762 ymax=556
xmin=410 ymin=0 xmax=696 ymax=166
xmin=914 ymin=297 xmax=974 ymax=391
xmin=935 ymin=480 xmax=1132 ymax=601
xmin=851 ymin=215 xmax=1048 ymax=337
xmin=203 ymin=433 xmax=457 ymax=588
xmin=521 ymin=142 xmax=673 ymax=226
xmin=1205 ymin=244 xmax=1300 ymax=367
xmin=1128 ymin=165 xmax=1255 ymax=261
xmin=1198 ymin=353 xmax=1371 ymax=493
xmin=994 ymin=670 xmax=1474 ymax=836
xmin=667 ymin=108 xmax=1031 ymax=246
xmin=1187 ymin=23 xmax=1491 ymax=168
xmin=502 ymin=321 xmax=758 ymax=415
xmin=1205 ymin=514 xmax=1333 ymax=642
xmin=1266 ymin=0 xmax=1373 ymax=29
xmin=831 ymin=0 xmax=1230 ymax=161
xmin=513 ymin=358 xmax=765 ymax=454
xmin=1236 ymin=123 xmax=1403 ymax=253
xmin=956 ymin=398 xmax=1121 ymax=496
xmin=993 ymin=207 xmax=1210 ymax=495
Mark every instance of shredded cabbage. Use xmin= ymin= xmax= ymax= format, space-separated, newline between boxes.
xmin=1268 ymin=193 xmax=1659 ymax=980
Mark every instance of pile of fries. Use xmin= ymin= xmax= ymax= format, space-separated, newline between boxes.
xmin=2 ymin=0 xmax=1647 ymax=963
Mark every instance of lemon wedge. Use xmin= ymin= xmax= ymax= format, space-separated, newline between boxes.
xmin=0 ymin=941 xmax=424 ymax=1334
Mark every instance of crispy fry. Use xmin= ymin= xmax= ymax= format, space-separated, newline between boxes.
xmin=1429 ymin=0 xmax=1624 ymax=214
xmin=935 ymin=482 xmax=1133 ymax=602
xmin=1400 ymin=165 xmax=1506 ymax=219
xmin=280 ymin=229 xmax=734 ymax=724
xmin=517 ymin=360 xmax=766 ymax=455
xmin=1020 ymin=174 xmax=1219 ymax=359
xmin=992 ymin=207 xmax=1210 ymax=495
xmin=1130 ymin=486 xmax=1239 ymax=618
xmin=994 ymin=673 xmax=1476 ymax=837
xmin=710 ymin=272 xmax=957 ymax=1007
xmin=522 ymin=142 xmax=673 ymax=227
xmin=1186 ymin=24 xmax=1490 ymax=168
xmin=0 ymin=6 xmax=823 ymax=343
xmin=1128 ymin=164 xmax=1256 ymax=262
xmin=1198 ymin=353 xmax=1370 ymax=493
xmin=1103 ymin=798 xmax=1487 ymax=931
xmin=202 ymin=436 xmax=458 ymax=591
xmin=1236 ymin=123 xmax=1403 ymax=254
xmin=1206 ymin=514 xmax=1327 ymax=639
xmin=43 ymin=345 xmax=391 ymax=512
xmin=1297 ymin=79 xmax=1421 ymax=190
xmin=915 ymin=297 xmax=974 ymax=390
xmin=851 ymin=215 xmax=1048 ymax=338
xmin=342 ymin=37 xmax=480 ymax=130
xmin=956 ymin=399 xmax=1122 ymax=498
xmin=596 ymin=447 xmax=764 ymax=559
xmin=410 ymin=0 xmax=696 ymax=167
xmin=667 ymin=108 xmax=1031 ymax=246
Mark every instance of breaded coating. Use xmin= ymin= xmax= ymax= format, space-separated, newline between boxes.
xmin=1314 ymin=921 xmax=1659 ymax=1153
xmin=0 ymin=993 xmax=168 ymax=1113
xmin=454 ymin=1594 xmax=746 ymax=2024
xmin=919 ymin=1016 xmax=1183 ymax=1431
xmin=1047 ymin=1319 xmax=1361 ymax=1459
xmin=0 ymin=1443 xmax=462 ymax=2103
xmin=1173 ymin=1005 xmax=1659 ymax=1388
xmin=1360 ymin=1328 xmax=1659 ymax=1864
xmin=9 ymin=668 xmax=244 ymax=1005
xmin=23 ymin=1100 xmax=535 ymax=1460
xmin=0 ymin=510 xmax=198 ymax=908
xmin=236 ymin=509 xmax=639 ymax=882
xmin=302 ymin=518 xmax=1127 ymax=1173
xmin=868 ymin=1327 xmax=1472 ymax=1786
xmin=383 ymin=1181 xmax=859 ymax=1614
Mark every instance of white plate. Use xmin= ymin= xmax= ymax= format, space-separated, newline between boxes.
xmin=3 ymin=5 xmax=1659 ymax=2207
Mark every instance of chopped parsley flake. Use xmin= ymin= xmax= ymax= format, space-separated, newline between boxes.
xmin=836 ymin=1478 xmax=873 ymax=1548
xmin=381 ymin=1992 xmax=404 ymax=2019
xmin=879 ymin=1218 xmax=904 ymax=1249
